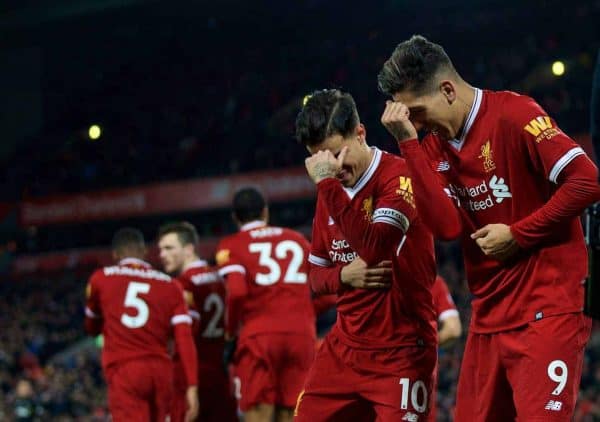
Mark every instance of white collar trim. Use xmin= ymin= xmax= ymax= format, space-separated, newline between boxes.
xmin=119 ymin=258 xmax=152 ymax=268
xmin=343 ymin=147 xmax=382 ymax=200
xmin=240 ymin=220 xmax=266 ymax=232
xmin=448 ymin=87 xmax=482 ymax=151
xmin=185 ymin=259 xmax=208 ymax=270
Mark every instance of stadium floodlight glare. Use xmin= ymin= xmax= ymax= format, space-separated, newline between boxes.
xmin=552 ymin=61 xmax=565 ymax=76
xmin=88 ymin=124 xmax=102 ymax=140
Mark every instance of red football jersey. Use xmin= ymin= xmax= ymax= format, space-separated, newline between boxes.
xmin=216 ymin=222 xmax=316 ymax=339
xmin=309 ymin=148 xmax=437 ymax=349
xmin=85 ymin=258 xmax=191 ymax=370
xmin=421 ymin=89 xmax=590 ymax=333
xmin=178 ymin=260 xmax=226 ymax=370
xmin=431 ymin=276 xmax=459 ymax=323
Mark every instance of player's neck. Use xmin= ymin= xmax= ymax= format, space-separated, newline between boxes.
xmin=182 ymin=255 xmax=202 ymax=270
xmin=454 ymin=84 xmax=476 ymax=140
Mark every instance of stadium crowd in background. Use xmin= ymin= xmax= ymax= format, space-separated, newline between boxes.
xmin=1 ymin=0 xmax=599 ymax=421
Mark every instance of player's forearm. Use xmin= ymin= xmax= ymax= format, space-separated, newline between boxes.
xmin=398 ymin=139 xmax=462 ymax=240
xmin=317 ymin=179 xmax=405 ymax=266
xmin=174 ymin=323 xmax=198 ymax=387
xmin=438 ymin=316 xmax=462 ymax=349
xmin=511 ymin=156 xmax=600 ymax=249
xmin=224 ymin=273 xmax=247 ymax=336
xmin=308 ymin=263 xmax=344 ymax=295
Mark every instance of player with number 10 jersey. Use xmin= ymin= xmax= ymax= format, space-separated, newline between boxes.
xmin=216 ymin=188 xmax=316 ymax=420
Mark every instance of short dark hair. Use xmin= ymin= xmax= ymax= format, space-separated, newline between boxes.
xmin=233 ymin=187 xmax=266 ymax=223
xmin=112 ymin=227 xmax=145 ymax=253
xmin=295 ymin=89 xmax=359 ymax=147
xmin=157 ymin=221 xmax=199 ymax=247
xmin=378 ymin=35 xmax=457 ymax=96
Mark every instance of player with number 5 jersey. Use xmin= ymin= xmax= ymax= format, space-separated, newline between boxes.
xmin=84 ymin=228 xmax=198 ymax=422
xmin=216 ymin=187 xmax=316 ymax=422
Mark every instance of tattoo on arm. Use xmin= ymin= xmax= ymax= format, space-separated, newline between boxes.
xmin=313 ymin=162 xmax=337 ymax=180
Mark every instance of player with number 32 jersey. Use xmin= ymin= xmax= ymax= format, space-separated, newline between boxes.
xmin=216 ymin=188 xmax=316 ymax=419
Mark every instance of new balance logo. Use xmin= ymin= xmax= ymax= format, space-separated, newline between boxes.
xmin=402 ymin=412 xmax=419 ymax=422
xmin=436 ymin=161 xmax=450 ymax=172
xmin=545 ymin=400 xmax=563 ymax=411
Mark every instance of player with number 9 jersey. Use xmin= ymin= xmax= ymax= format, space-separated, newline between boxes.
xmin=216 ymin=188 xmax=316 ymax=420
xmin=85 ymin=228 xmax=198 ymax=422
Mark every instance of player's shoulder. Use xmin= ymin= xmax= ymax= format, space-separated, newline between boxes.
xmin=433 ymin=275 xmax=447 ymax=290
xmin=217 ymin=231 xmax=244 ymax=251
xmin=375 ymin=148 xmax=409 ymax=181
xmin=488 ymin=90 xmax=544 ymax=121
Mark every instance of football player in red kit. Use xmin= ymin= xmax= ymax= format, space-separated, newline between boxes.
xmin=215 ymin=187 xmax=316 ymax=422
xmin=158 ymin=222 xmax=237 ymax=422
xmin=379 ymin=35 xmax=600 ymax=421
xmin=294 ymin=89 xmax=458 ymax=421
xmin=85 ymin=228 xmax=198 ymax=422
xmin=432 ymin=276 xmax=462 ymax=348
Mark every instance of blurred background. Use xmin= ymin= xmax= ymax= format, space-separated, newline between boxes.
xmin=0 ymin=0 xmax=599 ymax=420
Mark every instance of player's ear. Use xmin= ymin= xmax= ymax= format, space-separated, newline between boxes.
xmin=439 ymin=80 xmax=456 ymax=105
xmin=355 ymin=123 xmax=366 ymax=143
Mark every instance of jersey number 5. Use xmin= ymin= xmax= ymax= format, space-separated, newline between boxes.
xmin=249 ymin=241 xmax=307 ymax=285
xmin=121 ymin=282 xmax=150 ymax=328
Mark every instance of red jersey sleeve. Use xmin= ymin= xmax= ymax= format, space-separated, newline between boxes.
xmin=431 ymin=276 xmax=459 ymax=322
xmin=170 ymin=281 xmax=198 ymax=387
xmin=307 ymin=203 xmax=346 ymax=295
xmin=507 ymin=96 xmax=587 ymax=182
xmin=505 ymin=96 xmax=600 ymax=248
xmin=397 ymin=139 xmax=462 ymax=240
xmin=317 ymin=159 xmax=416 ymax=266
xmin=216 ymin=239 xmax=248 ymax=337
xmin=84 ymin=270 xmax=103 ymax=335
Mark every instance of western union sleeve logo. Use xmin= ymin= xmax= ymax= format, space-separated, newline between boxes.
xmin=524 ymin=116 xmax=561 ymax=143
xmin=396 ymin=176 xmax=415 ymax=208
xmin=215 ymin=249 xmax=230 ymax=266
xmin=524 ymin=116 xmax=553 ymax=136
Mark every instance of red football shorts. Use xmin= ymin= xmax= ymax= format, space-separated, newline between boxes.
xmin=105 ymin=358 xmax=173 ymax=422
xmin=455 ymin=312 xmax=592 ymax=421
xmin=233 ymin=332 xmax=315 ymax=411
xmin=293 ymin=333 xmax=437 ymax=422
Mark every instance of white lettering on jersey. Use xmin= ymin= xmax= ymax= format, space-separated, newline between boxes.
xmin=249 ymin=227 xmax=284 ymax=238
xmin=449 ymin=174 xmax=512 ymax=212
xmin=191 ymin=272 xmax=220 ymax=285
xmin=103 ymin=266 xmax=171 ymax=281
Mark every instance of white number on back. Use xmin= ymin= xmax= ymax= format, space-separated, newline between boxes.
xmin=547 ymin=360 xmax=568 ymax=395
xmin=121 ymin=282 xmax=150 ymax=328
xmin=202 ymin=293 xmax=224 ymax=338
xmin=249 ymin=241 xmax=306 ymax=286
